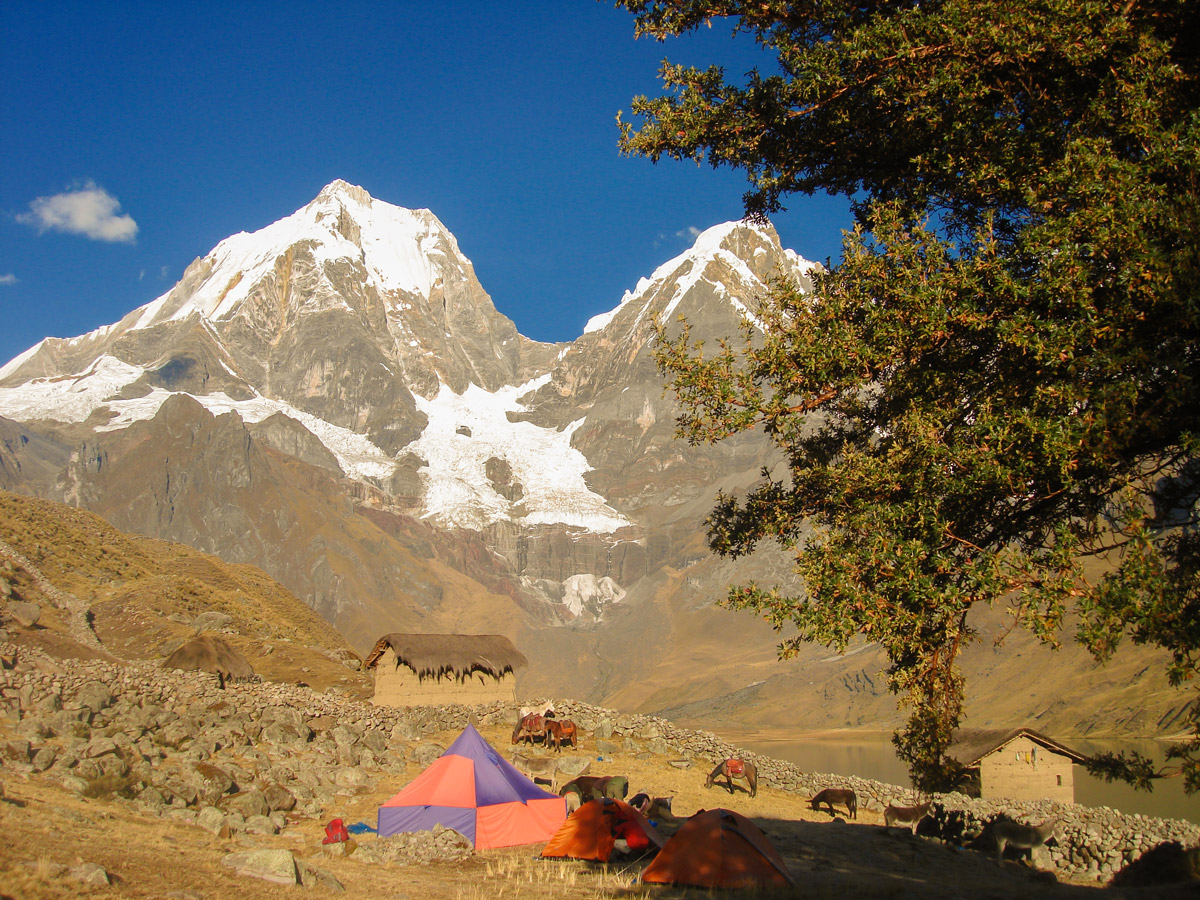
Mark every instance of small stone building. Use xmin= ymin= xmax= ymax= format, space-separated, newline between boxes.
xmin=948 ymin=727 xmax=1087 ymax=804
xmin=364 ymin=633 xmax=527 ymax=707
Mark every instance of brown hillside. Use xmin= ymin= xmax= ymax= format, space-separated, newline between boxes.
xmin=0 ymin=491 xmax=371 ymax=698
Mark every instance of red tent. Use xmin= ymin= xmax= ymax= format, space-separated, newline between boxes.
xmin=541 ymin=798 xmax=664 ymax=861
xmin=377 ymin=724 xmax=566 ymax=850
xmin=640 ymin=808 xmax=795 ymax=888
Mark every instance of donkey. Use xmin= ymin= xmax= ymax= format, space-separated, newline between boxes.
xmin=884 ymin=801 xmax=932 ymax=835
xmin=510 ymin=751 xmax=561 ymax=792
xmin=810 ymin=787 xmax=857 ymax=819
xmin=705 ymin=758 xmax=758 ymax=798
xmin=992 ymin=818 xmax=1058 ymax=866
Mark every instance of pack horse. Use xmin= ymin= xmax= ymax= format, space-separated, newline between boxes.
xmin=705 ymin=757 xmax=758 ymax=798
xmin=511 ymin=713 xmax=548 ymax=746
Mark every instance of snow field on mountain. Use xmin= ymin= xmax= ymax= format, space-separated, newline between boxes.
xmin=0 ymin=353 xmax=636 ymax=531
xmin=410 ymin=378 xmax=632 ymax=532
xmin=0 ymin=355 xmax=397 ymax=482
xmin=0 ymin=356 xmax=146 ymax=424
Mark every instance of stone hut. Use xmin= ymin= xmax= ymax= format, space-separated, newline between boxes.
xmin=948 ymin=727 xmax=1087 ymax=804
xmin=364 ymin=633 xmax=527 ymax=707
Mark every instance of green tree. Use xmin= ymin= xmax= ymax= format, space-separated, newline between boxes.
xmin=615 ymin=0 xmax=1200 ymax=792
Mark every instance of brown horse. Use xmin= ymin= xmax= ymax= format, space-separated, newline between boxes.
xmin=705 ymin=758 xmax=758 ymax=798
xmin=511 ymin=713 xmax=547 ymax=745
xmin=545 ymin=718 xmax=578 ymax=752
xmin=810 ymin=787 xmax=857 ymax=819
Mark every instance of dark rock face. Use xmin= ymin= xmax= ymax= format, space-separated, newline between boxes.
xmin=0 ymin=417 xmax=70 ymax=494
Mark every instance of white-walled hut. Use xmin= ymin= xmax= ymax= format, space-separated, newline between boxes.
xmin=947 ymin=727 xmax=1087 ymax=803
xmin=364 ymin=633 xmax=528 ymax=707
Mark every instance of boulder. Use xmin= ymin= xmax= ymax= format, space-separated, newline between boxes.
xmin=74 ymin=681 xmax=113 ymax=713
xmin=68 ymin=863 xmax=110 ymax=887
xmin=262 ymin=782 xmax=296 ymax=812
xmin=8 ymin=601 xmax=40 ymax=628
xmin=555 ymin=756 xmax=592 ymax=779
xmin=298 ymin=861 xmax=345 ymax=891
xmin=196 ymin=805 xmax=227 ymax=835
xmin=193 ymin=611 xmax=234 ymax=633
xmin=224 ymin=789 xmax=269 ymax=819
xmin=221 ymin=849 xmax=299 ymax=885
xmin=244 ymin=814 xmax=278 ymax=835
xmin=189 ymin=762 xmax=236 ymax=806
xmin=412 ymin=742 xmax=445 ymax=767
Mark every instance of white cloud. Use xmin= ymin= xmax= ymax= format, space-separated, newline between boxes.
xmin=675 ymin=226 xmax=702 ymax=241
xmin=0 ymin=274 xmax=17 ymax=285
xmin=17 ymin=182 xmax=138 ymax=243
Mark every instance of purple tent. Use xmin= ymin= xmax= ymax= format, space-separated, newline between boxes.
xmin=377 ymin=724 xmax=567 ymax=849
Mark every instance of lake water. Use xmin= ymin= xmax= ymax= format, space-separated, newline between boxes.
xmin=721 ymin=730 xmax=1200 ymax=825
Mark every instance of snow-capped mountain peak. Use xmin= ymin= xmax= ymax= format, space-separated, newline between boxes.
xmin=130 ymin=181 xmax=465 ymax=333
xmin=583 ymin=219 xmax=818 ymax=335
xmin=0 ymin=183 xmax=813 ymax=538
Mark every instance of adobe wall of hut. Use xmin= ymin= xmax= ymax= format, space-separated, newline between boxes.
xmin=371 ymin=647 xmax=518 ymax=707
xmin=978 ymin=734 xmax=1076 ymax=803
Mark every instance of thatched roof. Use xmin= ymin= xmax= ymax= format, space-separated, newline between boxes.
xmin=363 ymin=633 xmax=527 ymax=679
xmin=162 ymin=633 xmax=255 ymax=679
xmin=947 ymin=727 xmax=1087 ymax=767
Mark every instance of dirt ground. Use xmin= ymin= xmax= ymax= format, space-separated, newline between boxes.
xmin=0 ymin=722 xmax=1189 ymax=900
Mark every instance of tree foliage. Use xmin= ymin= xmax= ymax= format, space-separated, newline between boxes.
xmin=616 ymin=0 xmax=1200 ymax=791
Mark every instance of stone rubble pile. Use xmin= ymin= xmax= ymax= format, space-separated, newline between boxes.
xmin=922 ymin=793 xmax=1200 ymax=883
xmin=352 ymin=824 xmax=474 ymax=864
xmin=1 ymin=647 xmax=1196 ymax=884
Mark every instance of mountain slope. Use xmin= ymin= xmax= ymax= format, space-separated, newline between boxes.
xmin=0 ymin=489 xmax=371 ymax=696
xmin=0 ymin=181 xmax=1189 ymax=741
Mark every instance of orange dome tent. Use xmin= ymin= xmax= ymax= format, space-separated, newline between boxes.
xmin=640 ymin=808 xmax=795 ymax=889
xmin=541 ymin=798 xmax=664 ymax=862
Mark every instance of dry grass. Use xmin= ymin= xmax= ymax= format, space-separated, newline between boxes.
xmin=0 ymin=716 xmax=1138 ymax=900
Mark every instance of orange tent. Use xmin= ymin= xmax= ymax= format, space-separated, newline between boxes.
xmin=640 ymin=808 xmax=795 ymax=889
xmin=541 ymin=798 xmax=664 ymax=862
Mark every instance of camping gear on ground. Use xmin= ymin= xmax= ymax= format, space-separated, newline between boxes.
xmin=377 ymin=723 xmax=566 ymax=850
xmin=640 ymin=808 xmax=795 ymax=889
xmin=323 ymin=818 xmax=350 ymax=844
xmin=540 ymin=798 xmax=664 ymax=862
xmin=559 ymin=774 xmax=629 ymax=805
xmin=346 ymin=822 xmax=377 ymax=835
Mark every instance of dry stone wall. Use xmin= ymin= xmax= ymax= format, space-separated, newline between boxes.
xmin=0 ymin=648 xmax=1195 ymax=885
xmin=540 ymin=698 xmax=1200 ymax=884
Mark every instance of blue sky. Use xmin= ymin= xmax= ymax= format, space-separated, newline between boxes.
xmin=1 ymin=2 xmax=853 ymax=367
